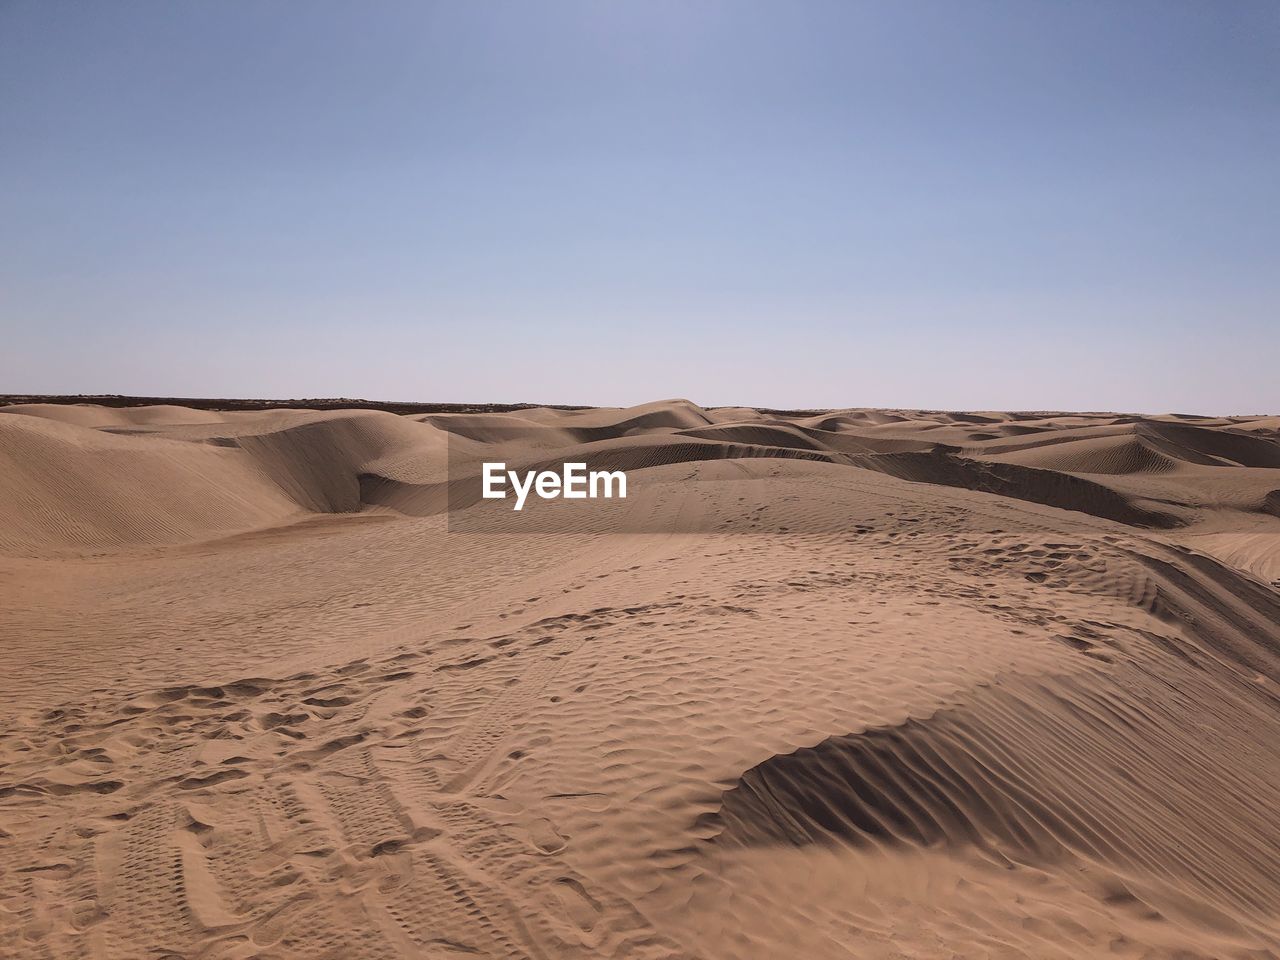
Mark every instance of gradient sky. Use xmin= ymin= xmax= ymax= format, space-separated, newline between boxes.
xmin=2 ymin=1 xmax=1276 ymax=413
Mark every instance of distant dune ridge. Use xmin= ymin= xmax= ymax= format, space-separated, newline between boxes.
xmin=2 ymin=398 xmax=1280 ymax=959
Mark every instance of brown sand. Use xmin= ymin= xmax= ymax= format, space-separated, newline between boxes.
xmin=2 ymin=400 xmax=1279 ymax=959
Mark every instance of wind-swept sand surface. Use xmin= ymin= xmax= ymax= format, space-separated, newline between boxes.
xmin=2 ymin=399 xmax=1280 ymax=959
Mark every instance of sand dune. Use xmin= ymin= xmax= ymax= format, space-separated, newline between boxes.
xmin=2 ymin=399 xmax=1280 ymax=959
xmin=0 ymin=414 xmax=301 ymax=555
xmin=0 ymin=402 xmax=237 ymax=429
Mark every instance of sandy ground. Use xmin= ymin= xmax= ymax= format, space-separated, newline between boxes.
xmin=2 ymin=399 xmax=1279 ymax=959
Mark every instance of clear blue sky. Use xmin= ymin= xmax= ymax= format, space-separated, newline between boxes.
xmin=2 ymin=1 xmax=1276 ymax=412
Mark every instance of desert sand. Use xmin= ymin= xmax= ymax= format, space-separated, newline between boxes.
xmin=2 ymin=398 xmax=1279 ymax=959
